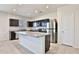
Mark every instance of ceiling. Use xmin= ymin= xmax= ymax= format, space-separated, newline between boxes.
xmin=0 ymin=4 xmax=66 ymax=18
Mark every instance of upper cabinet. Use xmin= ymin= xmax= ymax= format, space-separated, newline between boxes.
xmin=9 ymin=18 xmax=19 ymax=27
xmin=27 ymin=21 xmax=33 ymax=27
xmin=27 ymin=19 xmax=49 ymax=27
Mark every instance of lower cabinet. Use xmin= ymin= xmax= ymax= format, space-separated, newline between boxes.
xmin=45 ymin=35 xmax=50 ymax=53
xmin=10 ymin=31 xmax=18 ymax=40
xmin=19 ymin=33 xmax=50 ymax=54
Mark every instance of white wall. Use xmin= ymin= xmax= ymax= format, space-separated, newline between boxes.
xmin=0 ymin=12 xmax=9 ymax=41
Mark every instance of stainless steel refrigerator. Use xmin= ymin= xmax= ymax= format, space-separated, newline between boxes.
xmin=49 ymin=19 xmax=58 ymax=43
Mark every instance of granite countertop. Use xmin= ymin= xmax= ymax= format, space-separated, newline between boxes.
xmin=15 ymin=31 xmax=50 ymax=37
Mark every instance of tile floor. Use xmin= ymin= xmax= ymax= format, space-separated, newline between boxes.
xmin=0 ymin=40 xmax=79 ymax=54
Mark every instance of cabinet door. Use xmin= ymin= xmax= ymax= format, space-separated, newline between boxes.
xmin=27 ymin=22 xmax=33 ymax=27
xmin=61 ymin=12 xmax=74 ymax=46
xmin=74 ymin=10 xmax=79 ymax=48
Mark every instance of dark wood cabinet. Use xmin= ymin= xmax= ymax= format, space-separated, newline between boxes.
xmin=27 ymin=19 xmax=49 ymax=27
xmin=9 ymin=19 xmax=19 ymax=27
xmin=36 ymin=19 xmax=49 ymax=27
xmin=27 ymin=21 xmax=33 ymax=27
xmin=10 ymin=31 xmax=16 ymax=40
xmin=45 ymin=35 xmax=50 ymax=53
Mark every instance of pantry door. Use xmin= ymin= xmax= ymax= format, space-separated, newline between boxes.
xmin=61 ymin=12 xmax=74 ymax=46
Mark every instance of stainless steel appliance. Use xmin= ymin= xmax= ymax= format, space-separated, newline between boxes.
xmin=49 ymin=19 xmax=58 ymax=43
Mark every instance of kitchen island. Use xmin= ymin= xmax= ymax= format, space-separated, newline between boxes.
xmin=16 ymin=31 xmax=50 ymax=54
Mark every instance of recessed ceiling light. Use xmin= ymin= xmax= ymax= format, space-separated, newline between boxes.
xmin=35 ymin=10 xmax=38 ymax=13
xmin=18 ymin=4 xmax=22 ymax=6
xmin=13 ymin=9 xmax=16 ymax=12
xmin=46 ymin=5 xmax=49 ymax=8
